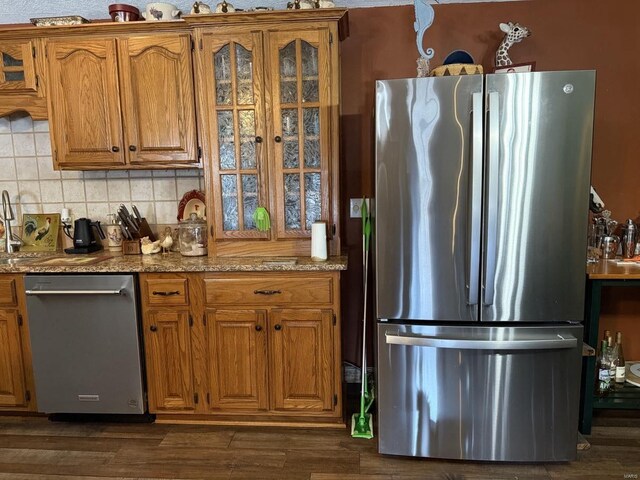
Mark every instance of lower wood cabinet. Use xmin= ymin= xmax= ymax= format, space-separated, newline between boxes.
xmin=0 ymin=275 xmax=36 ymax=411
xmin=140 ymin=271 xmax=342 ymax=426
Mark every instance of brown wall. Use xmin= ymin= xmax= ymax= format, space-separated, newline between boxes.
xmin=339 ymin=0 xmax=640 ymax=364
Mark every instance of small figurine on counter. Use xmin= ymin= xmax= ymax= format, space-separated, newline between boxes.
xmin=141 ymin=236 xmax=161 ymax=255
xmin=191 ymin=1 xmax=212 ymax=14
xmin=160 ymin=226 xmax=173 ymax=254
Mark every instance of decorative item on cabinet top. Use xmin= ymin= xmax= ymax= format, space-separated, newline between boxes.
xmin=30 ymin=16 xmax=90 ymax=26
xmin=142 ymin=3 xmax=182 ymax=21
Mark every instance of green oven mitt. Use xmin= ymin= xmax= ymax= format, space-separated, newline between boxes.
xmin=253 ymin=207 xmax=271 ymax=232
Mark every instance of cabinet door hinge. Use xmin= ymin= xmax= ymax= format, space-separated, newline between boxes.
xmin=199 ymin=38 xmax=203 ymax=50
xmin=25 ymin=390 xmax=31 ymax=402
xmin=210 ymin=225 xmax=214 ymax=237
xmin=198 ymin=146 xmax=202 ymax=160
xmin=333 ymin=393 xmax=338 ymax=406
xmin=332 ymin=313 xmax=336 ymax=326
xmin=32 ymin=46 xmax=36 ymax=58
xmin=206 ymin=392 xmax=210 ymax=404
xmin=35 ymin=75 xmax=39 ymax=88
xmin=329 ymin=32 xmax=334 ymax=45
xmin=191 ymin=38 xmax=195 ymax=51
xmin=189 ymin=314 xmax=194 ymax=327
xmin=332 ymin=224 xmax=337 ymax=237
xmin=17 ymin=313 xmax=23 ymax=326
xmin=203 ymin=314 xmax=207 ymax=326
xmin=194 ymin=392 xmax=199 ymax=404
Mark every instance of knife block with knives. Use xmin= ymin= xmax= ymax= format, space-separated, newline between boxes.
xmin=117 ymin=205 xmax=156 ymax=254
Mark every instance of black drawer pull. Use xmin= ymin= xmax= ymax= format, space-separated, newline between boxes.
xmin=152 ymin=290 xmax=180 ymax=296
xmin=253 ymin=289 xmax=281 ymax=296
xmin=255 ymin=325 xmax=263 ymax=331
xmin=111 ymin=146 xmax=120 ymax=152
xmin=274 ymin=324 xmax=282 ymax=331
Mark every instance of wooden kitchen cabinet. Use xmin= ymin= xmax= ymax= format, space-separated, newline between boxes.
xmin=46 ymin=33 xmax=198 ymax=170
xmin=140 ymin=274 xmax=199 ymax=413
xmin=202 ymin=271 xmax=341 ymax=423
xmin=142 ymin=270 xmax=342 ymax=425
xmin=206 ymin=308 xmax=268 ymax=411
xmin=0 ymin=275 xmax=36 ymax=411
xmin=194 ymin=10 xmax=346 ymax=256
xmin=0 ymin=38 xmax=47 ymax=119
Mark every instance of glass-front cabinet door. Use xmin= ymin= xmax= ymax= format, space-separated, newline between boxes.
xmin=202 ymin=32 xmax=268 ymax=240
xmin=0 ymin=40 xmax=37 ymax=93
xmin=267 ymin=29 xmax=332 ymax=240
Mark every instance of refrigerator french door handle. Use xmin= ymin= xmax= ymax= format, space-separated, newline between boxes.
xmin=385 ymin=331 xmax=577 ymax=350
xmin=466 ymin=91 xmax=483 ymax=306
xmin=483 ymin=91 xmax=500 ymax=306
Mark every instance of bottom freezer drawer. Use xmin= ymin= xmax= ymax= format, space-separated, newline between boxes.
xmin=377 ymin=323 xmax=583 ymax=462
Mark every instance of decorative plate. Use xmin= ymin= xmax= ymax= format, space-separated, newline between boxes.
xmin=177 ymin=190 xmax=206 ymax=222
xmin=30 ymin=16 xmax=90 ymax=26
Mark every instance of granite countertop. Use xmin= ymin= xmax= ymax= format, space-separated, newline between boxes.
xmin=0 ymin=251 xmax=348 ymax=274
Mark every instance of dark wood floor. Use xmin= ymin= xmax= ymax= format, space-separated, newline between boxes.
xmin=0 ymin=412 xmax=638 ymax=479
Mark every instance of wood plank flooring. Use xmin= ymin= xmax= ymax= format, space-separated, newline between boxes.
xmin=0 ymin=412 xmax=638 ymax=479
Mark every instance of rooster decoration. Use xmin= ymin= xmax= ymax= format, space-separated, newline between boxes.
xmin=24 ymin=216 xmax=51 ymax=242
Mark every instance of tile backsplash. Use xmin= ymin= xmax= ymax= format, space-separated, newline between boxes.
xmin=0 ymin=113 xmax=205 ymax=229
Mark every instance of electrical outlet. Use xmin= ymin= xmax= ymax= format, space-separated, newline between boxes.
xmin=350 ymin=198 xmax=370 ymax=218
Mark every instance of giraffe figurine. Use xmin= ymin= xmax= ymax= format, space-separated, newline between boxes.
xmin=495 ymin=22 xmax=531 ymax=67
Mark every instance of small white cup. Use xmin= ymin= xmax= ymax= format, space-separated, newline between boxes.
xmin=311 ymin=222 xmax=327 ymax=261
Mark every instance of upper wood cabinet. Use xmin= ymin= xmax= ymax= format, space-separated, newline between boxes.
xmin=0 ymin=38 xmax=47 ymax=119
xmin=46 ymin=33 xmax=199 ymax=170
xmin=194 ymin=11 xmax=345 ymax=256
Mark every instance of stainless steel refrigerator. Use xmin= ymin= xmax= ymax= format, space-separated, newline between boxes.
xmin=375 ymin=71 xmax=595 ymax=462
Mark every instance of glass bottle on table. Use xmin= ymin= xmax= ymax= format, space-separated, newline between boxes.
xmin=596 ymin=338 xmax=612 ymax=395
xmin=614 ymin=331 xmax=626 ymax=386
xmin=607 ymin=334 xmax=617 ymax=385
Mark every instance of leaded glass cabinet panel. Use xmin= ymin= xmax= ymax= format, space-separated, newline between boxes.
xmin=203 ymin=32 xmax=268 ymax=240
xmin=0 ymin=40 xmax=37 ymax=93
xmin=268 ymin=30 xmax=331 ymax=241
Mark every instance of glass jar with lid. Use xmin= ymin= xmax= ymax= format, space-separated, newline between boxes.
xmin=179 ymin=213 xmax=207 ymax=256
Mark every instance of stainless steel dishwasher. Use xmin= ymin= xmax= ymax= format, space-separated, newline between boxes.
xmin=25 ymin=274 xmax=145 ymax=414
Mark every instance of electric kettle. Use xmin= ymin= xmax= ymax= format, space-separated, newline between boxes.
xmin=63 ymin=218 xmax=105 ymax=254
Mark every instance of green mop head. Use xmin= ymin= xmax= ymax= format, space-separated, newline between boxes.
xmin=351 ymin=412 xmax=374 ymax=439
xmin=253 ymin=207 xmax=271 ymax=232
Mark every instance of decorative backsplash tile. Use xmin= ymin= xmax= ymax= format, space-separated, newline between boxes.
xmin=0 ymin=113 xmax=205 ymax=228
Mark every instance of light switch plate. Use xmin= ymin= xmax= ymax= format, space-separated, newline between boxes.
xmin=350 ymin=198 xmax=370 ymax=218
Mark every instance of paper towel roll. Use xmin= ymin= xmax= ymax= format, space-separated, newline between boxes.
xmin=311 ymin=222 xmax=327 ymax=261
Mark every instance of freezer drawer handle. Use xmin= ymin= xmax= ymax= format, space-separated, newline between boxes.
xmin=385 ymin=332 xmax=577 ymax=350
xmin=25 ymin=289 xmax=123 ymax=296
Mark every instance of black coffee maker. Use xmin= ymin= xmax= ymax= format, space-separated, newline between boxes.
xmin=63 ymin=218 xmax=105 ymax=254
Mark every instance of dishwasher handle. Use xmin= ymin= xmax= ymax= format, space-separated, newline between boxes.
xmin=386 ymin=332 xmax=577 ymax=350
xmin=25 ymin=289 xmax=123 ymax=296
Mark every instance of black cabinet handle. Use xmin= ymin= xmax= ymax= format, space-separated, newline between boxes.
xmin=129 ymin=145 xmax=137 ymax=152
xmin=274 ymin=324 xmax=282 ymax=331
xmin=274 ymin=136 xmax=282 ymax=143
xmin=253 ymin=289 xmax=281 ymax=296
xmin=150 ymin=325 xmax=157 ymax=332
xmin=152 ymin=290 xmax=180 ymax=296
xmin=255 ymin=325 xmax=263 ymax=331
xmin=255 ymin=136 xmax=263 ymax=143
xmin=112 ymin=146 xmax=120 ymax=152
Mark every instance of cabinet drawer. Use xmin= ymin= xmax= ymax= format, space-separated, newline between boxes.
xmin=0 ymin=278 xmax=17 ymax=306
xmin=145 ymin=278 xmax=188 ymax=306
xmin=204 ymin=276 xmax=333 ymax=305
